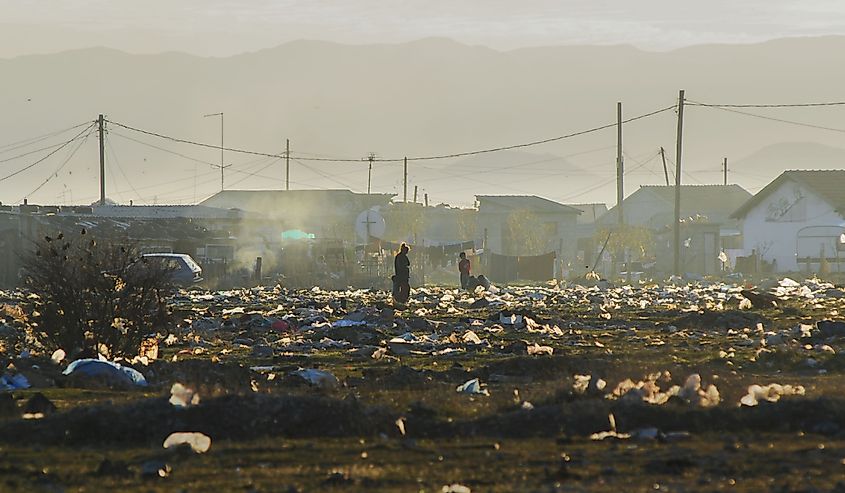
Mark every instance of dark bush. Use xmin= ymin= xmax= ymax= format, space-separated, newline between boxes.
xmin=21 ymin=230 xmax=172 ymax=358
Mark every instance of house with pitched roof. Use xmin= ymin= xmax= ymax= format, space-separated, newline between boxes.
xmin=731 ymin=170 xmax=845 ymax=273
xmin=598 ymin=184 xmax=751 ymax=232
xmin=597 ymin=185 xmax=752 ymax=275
xmin=200 ymin=189 xmax=395 ymax=241
xmin=475 ymin=195 xmax=581 ymax=275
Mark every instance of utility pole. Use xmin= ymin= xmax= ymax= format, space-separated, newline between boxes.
xmin=424 ymin=193 xmax=429 ymax=207
xmin=366 ymin=153 xmax=376 ymax=194
xmin=413 ymin=185 xmax=418 ymax=204
xmin=98 ymin=114 xmax=105 ymax=206
xmin=616 ymin=102 xmax=624 ymax=227
xmin=615 ymin=102 xmax=624 ymax=281
xmin=285 ymin=139 xmax=290 ymax=191
xmin=660 ymin=147 xmax=670 ymax=186
xmin=403 ymin=157 xmax=408 ymax=203
xmin=722 ymin=157 xmax=728 ymax=185
xmin=674 ymin=90 xmax=685 ymax=277
xmin=203 ymin=112 xmax=224 ymax=191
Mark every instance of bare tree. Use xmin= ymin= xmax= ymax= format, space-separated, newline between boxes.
xmin=20 ymin=230 xmax=172 ymax=358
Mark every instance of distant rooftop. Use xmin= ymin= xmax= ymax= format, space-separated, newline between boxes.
xmin=476 ymin=195 xmax=582 ymax=214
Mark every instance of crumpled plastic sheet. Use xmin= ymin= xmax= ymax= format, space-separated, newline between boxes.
xmin=63 ymin=358 xmax=147 ymax=387
xmin=0 ymin=372 xmax=30 ymax=391
xmin=456 ymin=378 xmax=489 ymax=396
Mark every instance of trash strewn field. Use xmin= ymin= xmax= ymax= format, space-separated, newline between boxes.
xmin=2 ymin=277 xmax=845 ymax=492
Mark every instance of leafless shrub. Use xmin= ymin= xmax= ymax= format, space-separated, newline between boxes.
xmin=20 ymin=229 xmax=172 ymax=358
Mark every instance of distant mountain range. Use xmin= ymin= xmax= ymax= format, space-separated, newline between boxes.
xmin=1 ymin=37 xmax=845 ymax=206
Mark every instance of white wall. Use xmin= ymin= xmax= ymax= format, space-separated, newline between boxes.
xmin=741 ymin=179 xmax=844 ymax=272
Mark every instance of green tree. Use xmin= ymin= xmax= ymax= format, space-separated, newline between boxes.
xmin=505 ymin=209 xmax=550 ymax=256
xmin=594 ymin=225 xmax=655 ymax=261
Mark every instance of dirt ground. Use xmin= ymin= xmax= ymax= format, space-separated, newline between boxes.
xmin=2 ymin=279 xmax=845 ymax=492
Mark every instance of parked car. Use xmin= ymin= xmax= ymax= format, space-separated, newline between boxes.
xmin=142 ymin=253 xmax=203 ymax=285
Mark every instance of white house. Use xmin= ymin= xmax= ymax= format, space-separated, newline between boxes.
xmin=476 ymin=194 xmax=581 ymax=257
xmin=598 ymin=184 xmax=751 ymax=232
xmin=731 ymin=170 xmax=845 ymax=273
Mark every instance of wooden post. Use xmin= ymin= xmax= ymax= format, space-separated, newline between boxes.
xmin=674 ymin=90 xmax=685 ymax=277
xmin=98 ymin=114 xmax=105 ymax=205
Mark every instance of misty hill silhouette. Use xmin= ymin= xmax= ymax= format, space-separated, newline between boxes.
xmin=1 ymin=37 xmax=844 ymax=206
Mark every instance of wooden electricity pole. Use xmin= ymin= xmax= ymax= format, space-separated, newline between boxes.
xmin=660 ymin=147 xmax=670 ymax=186
xmin=616 ymin=102 xmax=624 ymax=227
xmin=673 ymin=90 xmax=685 ymax=276
xmin=403 ymin=157 xmax=408 ymax=203
xmin=285 ymin=138 xmax=290 ymax=191
xmin=98 ymin=114 xmax=105 ymax=206
xmin=616 ymin=102 xmax=624 ymax=280
xmin=722 ymin=157 xmax=728 ymax=185
xmin=366 ymin=153 xmax=375 ymax=194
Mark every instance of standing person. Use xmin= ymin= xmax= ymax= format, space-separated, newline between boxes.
xmin=393 ymin=243 xmax=411 ymax=303
xmin=458 ymin=252 xmax=471 ymax=289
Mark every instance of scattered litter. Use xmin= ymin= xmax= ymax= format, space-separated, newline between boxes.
xmin=499 ymin=312 xmax=523 ymax=326
xmin=388 ymin=337 xmax=414 ymax=355
xmin=139 ymin=337 xmax=159 ymax=360
xmin=50 ymin=349 xmax=66 ymax=364
xmin=462 ymin=330 xmax=482 ymax=345
xmin=526 ymin=343 xmax=553 ymax=356
xmin=140 ymin=460 xmax=172 ymax=479
xmin=63 ymin=358 xmax=147 ymax=389
xmin=591 ymin=414 xmax=631 ymax=440
xmin=573 ymin=374 xmax=606 ymax=395
xmin=163 ymin=432 xmax=212 ymax=453
xmin=291 ymin=368 xmax=339 ymax=389
xmin=740 ymin=383 xmax=806 ymax=407
xmin=442 ymin=484 xmax=471 ymax=493
xmin=0 ymin=372 xmax=30 ymax=391
xmin=332 ymin=319 xmax=367 ymax=328
xmin=456 ymin=378 xmax=490 ymax=396
xmin=169 ymin=382 xmax=200 ymax=407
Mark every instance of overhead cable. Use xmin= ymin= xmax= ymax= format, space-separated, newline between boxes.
xmin=689 ymin=102 xmax=845 ymax=134
xmin=106 ymin=104 xmax=675 ymax=164
xmin=0 ymin=123 xmax=96 ymax=183
xmin=0 ymin=121 xmax=93 ymax=154
xmin=688 ymin=100 xmax=845 ymax=108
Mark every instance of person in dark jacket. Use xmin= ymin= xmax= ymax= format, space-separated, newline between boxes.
xmin=458 ymin=252 xmax=471 ymax=289
xmin=393 ymin=243 xmax=411 ymax=303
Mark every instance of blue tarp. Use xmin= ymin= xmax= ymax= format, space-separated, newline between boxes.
xmin=63 ymin=358 xmax=148 ymax=387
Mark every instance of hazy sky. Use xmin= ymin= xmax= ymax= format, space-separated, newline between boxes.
xmin=3 ymin=0 xmax=845 ymax=57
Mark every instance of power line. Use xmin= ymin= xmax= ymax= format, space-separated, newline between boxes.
xmin=0 ymin=121 xmax=93 ymax=154
xmin=19 ymin=125 xmax=95 ymax=201
xmin=105 ymin=104 xmax=675 ymax=164
xmin=690 ymin=103 xmax=845 ymax=134
xmin=688 ymin=100 xmax=845 ymax=108
xmin=110 ymin=131 xmax=221 ymax=168
xmin=0 ymin=140 xmax=85 ymax=165
xmin=292 ymin=158 xmax=359 ymax=190
xmin=0 ymin=123 xmax=96 ymax=183
xmin=226 ymin=157 xmax=282 ymax=188
xmin=403 ymin=106 xmax=675 ymax=161
xmin=105 ymin=137 xmax=144 ymax=203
